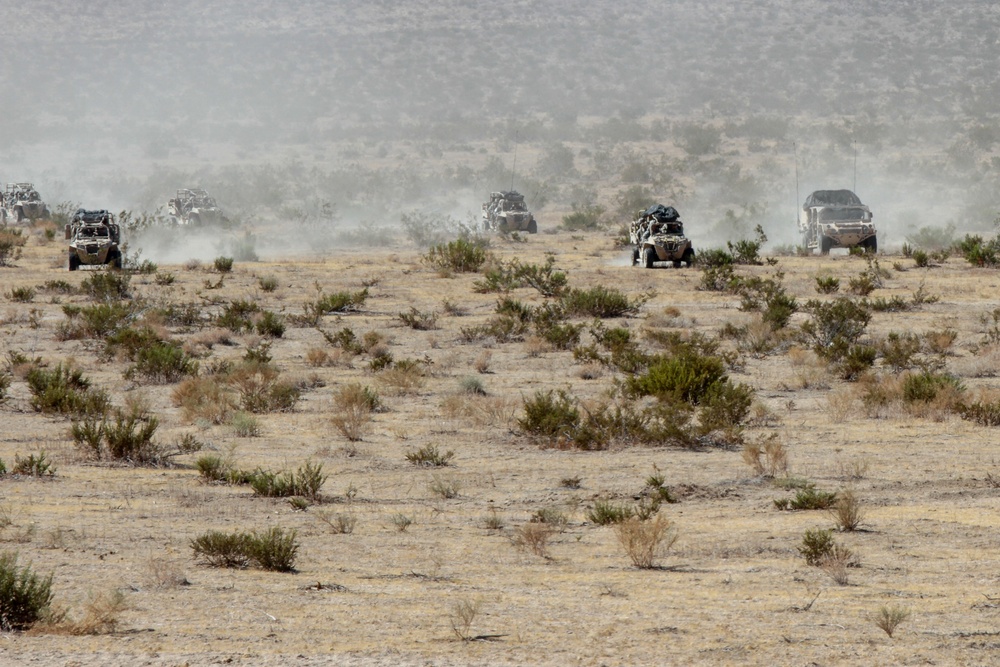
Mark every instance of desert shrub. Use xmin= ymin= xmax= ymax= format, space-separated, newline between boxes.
xmin=867 ymin=295 xmax=911 ymax=313
xmin=959 ymin=390 xmax=1000 ymax=426
xmin=0 ymin=552 xmax=54 ymax=630
xmin=727 ymin=224 xmax=767 ymax=265
xmin=191 ymin=527 xmax=298 ymax=572
xmin=833 ymin=344 xmax=877 ymax=381
xmin=216 ymin=299 xmax=260 ymax=333
xmin=56 ymin=301 xmax=135 ymax=340
xmin=815 ymin=276 xmax=840 ymax=294
xmin=255 ymin=311 xmax=285 ymax=338
xmin=737 ymin=275 xmax=797 ymax=331
xmin=258 ymin=275 xmax=279 ymax=292
xmin=615 ymin=516 xmax=677 ymax=568
xmin=80 ymin=271 xmax=131 ymax=301
xmin=229 ymin=411 xmax=261 ymax=437
xmin=0 ymin=374 xmax=10 ymax=403
xmin=831 ymin=488 xmax=864 ymax=531
xmin=798 ymin=528 xmax=835 ymax=566
xmin=801 ymin=298 xmax=871 ymax=359
xmin=73 ymin=412 xmax=161 ymax=464
xmin=902 ymin=371 xmax=963 ymax=404
xmin=561 ymin=286 xmax=647 ymax=318
xmin=874 ymin=605 xmax=910 ymax=638
xmin=405 ymin=444 xmax=454 ymax=467
xmin=847 ymin=273 xmax=876 ymax=296
xmin=879 ymin=332 xmax=922 ymax=372
xmin=697 ymin=380 xmax=754 ymax=433
xmin=171 ymin=376 xmax=236 ymax=424
xmin=907 ymin=223 xmax=955 ymax=251
xmin=213 ymin=256 xmax=234 ymax=273
xmin=195 ymin=455 xmax=229 ymax=483
xmin=561 ymin=203 xmax=605 ymax=231
xmin=102 ymin=326 xmax=162 ymax=361
xmin=742 ymin=435 xmax=788 ymax=478
xmin=625 ymin=351 xmax=726 ymax=404
xmin=250 ymin=462 xmax=327 ymax=500
xmin=8 ymin=286 xmax=34 ymax=303
xmin=227 ymin=362 xmax=300 ymax=413
xmin=376 ymin=359 xmax=426 ymax=394
xmin=0 ymin=228 xmax=27 ymax=266
xmin=959 ymin=234 xmax=1000 ymax=267
xmin=429 ymin=475 xmax=461 ymax=499
xmin=423 ymin=237 xmax=490 ymax=273
xmin=519 ymin=390 xmax=580 ymax=440
xmin=331 ymin=383 xmax=380 ymax=440
xmin=27 ymin=364 xmax=110 ymax=417
xmin=587 ymin=500 xmax=635 ymax=525
xmin=316 ymin=511 xmax=356 ymax=534
xmin=912 ymin=250 xmax=929 ymax=267
xmin=11 ymin=452 xmax=55 ymax=477
xmin=775 ymin=486 xmax=837 ymax=511
xmin=397 ymin=307 xmax=437 ymax=330
xmin=512 ymin=523 xmax=555 ymax=559
xmin=154 ymin=271 xmax=175 ymax=286
xmin=125 ymin=341 xmax=198 ymax=384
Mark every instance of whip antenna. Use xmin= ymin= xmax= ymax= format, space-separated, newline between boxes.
xmin=509 ymin=130 xmax=518 ymax=192
xmin=794 ymin=142 xmax=800 ymax=224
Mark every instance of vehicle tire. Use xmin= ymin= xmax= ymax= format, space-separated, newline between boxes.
xmin=68 ymin=254 xmax=79 ymax=271
xmin=631 ymin=248 xmax=640 ymax=266
xmin=642 ymin=246 xmax=655 ymax=269
xmin=527 ymin=219 xmax=537 ymax=234
xmin=820 ymin=236 xmax=832 ymax=255
xmin=189 ymin=213 xmax=201 ymax=227
xmin=682 ymin=248 xmax=695 ymax=267
xmin=672 ymin=259 xmax=682 ymax=268
xmin=109 ymin=251 xmax=122 ymax=269
xmin=866 ymin=236 xmax=878 ymax=253
xmin=14 ymin=207 xmax=24 ymax=223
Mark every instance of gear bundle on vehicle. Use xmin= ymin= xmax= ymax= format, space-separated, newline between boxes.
xmin=629 ymin=204 xmax=695 ymax=269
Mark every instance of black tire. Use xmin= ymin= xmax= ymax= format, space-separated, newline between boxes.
xmin=14 ymin=207 xmax=24 ymax=223
xmin=642 ymin=246 xmax=655 ymax=269
xmin=68 ymin=254 xmax=79 ymax=271
xmin=108 ymin=250 xmax=122 ymax=269
xmin=672 ymin=259 xmax=682 ymax=268
xmin=820 ymin=236 xmax=832 ymax=255
xmin=527 ymin=219 xmax=537 ymax=234
xmin=631 ymin=248 xmax=640 ymax=266
xmin=866 ymin=236 xmax=878 ymax=253
xmin=189 ymin=213 xmax=201 ymax=227
xmin=682 ymin=247 xmax=695 ymax=267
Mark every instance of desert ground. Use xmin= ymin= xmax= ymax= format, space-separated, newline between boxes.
xmin=0 ymin=220 xmax=999 ymax=667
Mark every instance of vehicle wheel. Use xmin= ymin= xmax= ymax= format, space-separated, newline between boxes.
xmin=631 ymin=248 xmax=640 ymax=266
xmin=820 ymin=236 xmax=832 ymax=255
xmin=527 ymin=219 xmax=537 ymax=234
xmin=68 ymin=255 xmax=79 ymax=271
xmin=14 ymin=207 xmax=24 ymax=223
xmin=866 ymin=236 xmax=878 ymax=253
xmin=642 ymin=246 xmax=655 ymax=269
xmin=672 ymin=259 xmax=682 ymax=268
xmin=682 ymin=248 xmax=695 ymax=267
xmin=189 ymin=213 xmax=201 ymax=227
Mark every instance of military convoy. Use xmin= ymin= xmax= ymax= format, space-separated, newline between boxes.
xmin=65 ymin=209 xmax=122 ymax=271
xmin=799 ymin=189 xmax=876 ymax=254
xmin=629 ymin=204 xmax=695 ymax=269
xmin=482 ymin=191 xmax=537 ymax=234
xmin=2 ymin=183 xmax=49 ymax=223
xmin=167 ymin=188 xmax=226 ymax=226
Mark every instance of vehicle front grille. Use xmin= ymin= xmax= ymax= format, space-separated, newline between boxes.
xmin=86 ymin=244 xmax=99 ymax=254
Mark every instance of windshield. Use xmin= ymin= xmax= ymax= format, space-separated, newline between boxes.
xmin=503 ymin=201 xmax=526 ymax=212
xmin=818 ymin=207 xmax=868 ymax=222
xmin=79 ymin=227 xmax=109 ymax=238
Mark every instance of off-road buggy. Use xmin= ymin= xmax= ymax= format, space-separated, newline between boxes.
xmin=2 ymin=183 xmax=49 ymax=222
xmin=168 ymin=188 xmax=226 ymax=226
xmin=482 ymin=191 xmax=537 ymax=234
xmin=629 ymin=204 xmax=695 ymax=268
xmin=799 ymin=189 xmax=876 ymax=254
xmin=65 ymin=209 xmax=121 ymax=271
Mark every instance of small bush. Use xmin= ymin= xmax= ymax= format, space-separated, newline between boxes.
xmin=11 ymin=452 xmax=55 ymax=477
xmin=316 ymin=511 xmax=357 ymax=534
xmin=213 ymin=256 xmax=234 ymax=273
xmin=815 ymin=276 xmax=840 ymax=294
xmin=172 ymin=376 xmax=236 ymax=424
xmin=258 ymin=275 xmax=279 ymax=292
xmin=191 ymin=527 xmax=298 ymax=572
xmin=423 ymin=237 xmax=490 ymax=273
xmin=154 ymin=272 xmax=175 ymax=286
xmin=519 ymin=390 xmax=579 ymax=440
xmin=227 ymin=362 xmax=301 ymax=413
xmin=587 ymin=500 xmax=634 ymax=525
xmin=125 ymin=341 xmax=198 ymax=384
xmin=615 ymin=516 xmax=677 ymax=568
xmin=397 ymin=307 xmax=437 ymax=330
xmin=27 ymin=364 xmax=111 ymax=417
xmin=775 ymin=486 xmax=837 ymax=510
xmin=405 ymin=444 xmax=454 ymax=467
xmin=742 ymin=435 xmax=788 ymax=478
xmin=429 ymin=475 xmax=461 ymax=499
xmin=80 ymin=271 xmax=131 ymax=301
xmin=0 ymin=229 xmax=27 ymax=266
xmin=217 ymin=299 xmax=260 ymax=333
xmin=73 ymin=412 xmax=161 ymax=464
xmin=255 ymin=311 xmax=285 ymax=338
xmin=512 ymin=523 xmax=555 ymax=559
xmin=912 ymin=250 xmax=929 ymax=267
xmin=831 ymin=488 xmax=864 ymax=531
xmin=250 ymin=462 xmax=327 ymax=500
xmin=798 ymin=528 xmax=835 ymax=566
xmin=230 ymin=411 xmax=261 ymax=437
xmin=561 ymin=286 xmax=647 ymax=318
xmin=874 ymin=605 xmax=910 ymax=638
xmin=8 ymin=286 xmax=34 ymax=303
xmin=0 ymin=552 xmax=54 ymax=630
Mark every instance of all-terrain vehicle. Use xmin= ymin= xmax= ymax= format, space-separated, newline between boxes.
xmin=482 ymin=191 xmax=537 ymax=234
xmin=799 ymin=189 xmax=876 ymax=254
xmin=65 ymin=209 xmax=121 ymax=271
xmin=168 ymin=188 xmax=226 ymax=226
xmin=629 ymin=204 xmax=695 ymax=268
xmin=2 ymin=183 xmax=49 ymax=222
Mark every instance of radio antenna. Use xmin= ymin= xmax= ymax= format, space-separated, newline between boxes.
xmin=853 ymin=140 xmax=858 ymax=193
xmin=794 ymin=142 xmax=800 ymax=224
xmin=509 ymin=131 xmax=518 ymax=192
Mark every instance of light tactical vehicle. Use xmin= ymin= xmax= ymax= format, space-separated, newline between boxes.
xmin=799 ymin=189 xmax=876 ymax=254
xmin=482 ymin=191 xmax=537 ymax=234
xmin=65 ymin=209 xmax=121 ymax=271
xmin=168 ymin=188 xmax=225 ymax=226
xmin=629 ymin=204 xmax=695 ymax=268
xmin=2 ymin=183 xmax=49 ymax=222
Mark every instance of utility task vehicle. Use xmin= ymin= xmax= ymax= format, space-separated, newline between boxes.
xmin=65 ymin=209 xmax=121 ymax=271
xmin=2 ymin=183 xmax=49 ymax=222
xmin=799 ymin=189 xmax=876 ymax=254
xmin=629 ymin=204 xmax=695 ymax=268
xmin=168 ymin=188 xmax=226 ymax=226
xmin=482 ymin=191 xmax=537 ymax=234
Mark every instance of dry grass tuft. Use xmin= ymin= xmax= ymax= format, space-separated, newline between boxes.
xmin=512 ymin=522 xmax=556 ymax=559
xmin=615 ymin=515 xmax=677 ymax=568
xmin=831 ymin=488 xmax=865 ymax=531
xmin=873 ymin=604 xmax=910 ymax=638
xmin=742 ymin=434 xmax=788 ymax=478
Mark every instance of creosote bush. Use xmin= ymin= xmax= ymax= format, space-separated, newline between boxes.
xmin=405 ymin=444 xmax=454 ymax=467
xmin=423 ymin=237 xmax=490 ymax=273
xmin=0 ymin=552 xmax=54 ymax=630
xmin=27 ymin=364 xmax=111 ymax=417
xmin=249 ymin=462 xmax=327 ymax=500
xmin=190 ymin=527 xmax=298 ymax=572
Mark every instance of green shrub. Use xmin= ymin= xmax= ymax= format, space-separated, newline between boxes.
xmin=154 ymin=271 xmax=175 ymax=286
xmin=815 ymin=276 xmax=840 ymax=294
xmin=697 ymin=380 xmax=754 ymax=433
xmin=801 ymin=298 xmax=871 ymax=359
xmin=250 ymin=462 xmax=327 ymax=500
xmin=8 ymin=286 xmax=34 ymax=303
xmin=0 ymin=229 xmax=26 ymax=266
xmin=423 ymin=237 xmax=490 ymax=273
xmin=519 ymin=390 xmax=580 ymax=440
xmin=27 ymin=364 xmax=110 ymax=416
xmin=776 ymin=486 xmax=838 ymax=511
xmin=72 ymin=412 xmax=161 ymax=464
xmin=217 ymin=299 xmax=260 ymax=333
xmin=227 ymin=361 xmax=300 ymax=413
xmin=561 ymin=286 xmax=647 ymax=318
xmin=258 ymin=275 xmax=279 ymax=292
xmin=405 ymin=444 xmax=454 ymax=467
xmin=912 ymin=250 xmax=929 ymax=268
xmin=125 ymin=341 xmax=198 ymax=384
xmin=230 ymin=411 xmax=261 ymax=437
xmin=398 ymin=307 xmax=438 ymax=330
xmin=312 ymin=289 xmax=369 ymax=318
xmin=0 ymin=552 xmax=54 ymax=630
xmin=878 ymin=332 xmax=922 ymax=372
xmin=254 ymin=311 xmax=285 ymax=338
xmin=587 ymin=500 xmax=635 ymax=525
xmin=80 ymin=271 xmax=131 ymax=301
xmin=727 ymin=224 xmax=767 ymax=265
xmin=902 ymin=371 xmax=963 ymax=403
xmin=214 ymin=256 xmax=234 ymax=273
xmin=561 ymin=203 xmax=605 ymax=231
xmin=191 ymin=527 xmax=298 ymax=572
xmin=626 ymin=351 xmax=727 ymax=404
xmin=959 ymin=396 xmax=1000 ymax=426
xmin=11 ymin=452 xmax=55 ymax=477
xmin=906 ymin=223 xmax=955 ymax=251
xmin=959 ymin=234 xmax=1000 ymax=267
xmin=798 ymin=528 xmax=835 ymax=566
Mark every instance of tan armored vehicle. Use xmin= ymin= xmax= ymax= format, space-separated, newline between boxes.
xmin=2 ymin=183 xmax=49 ymax=222
xmin=482 ymin=191 xmax=537 ymax=234
xmin=630 ymin=204 xmax=695 ymax=268
xmin=65 ymin=209 xmax=121 ymax=271
xmin=168 ymin=188 xmax=226 ymax=226
xmin=799 ymin=189 xmax=876 ymax=254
